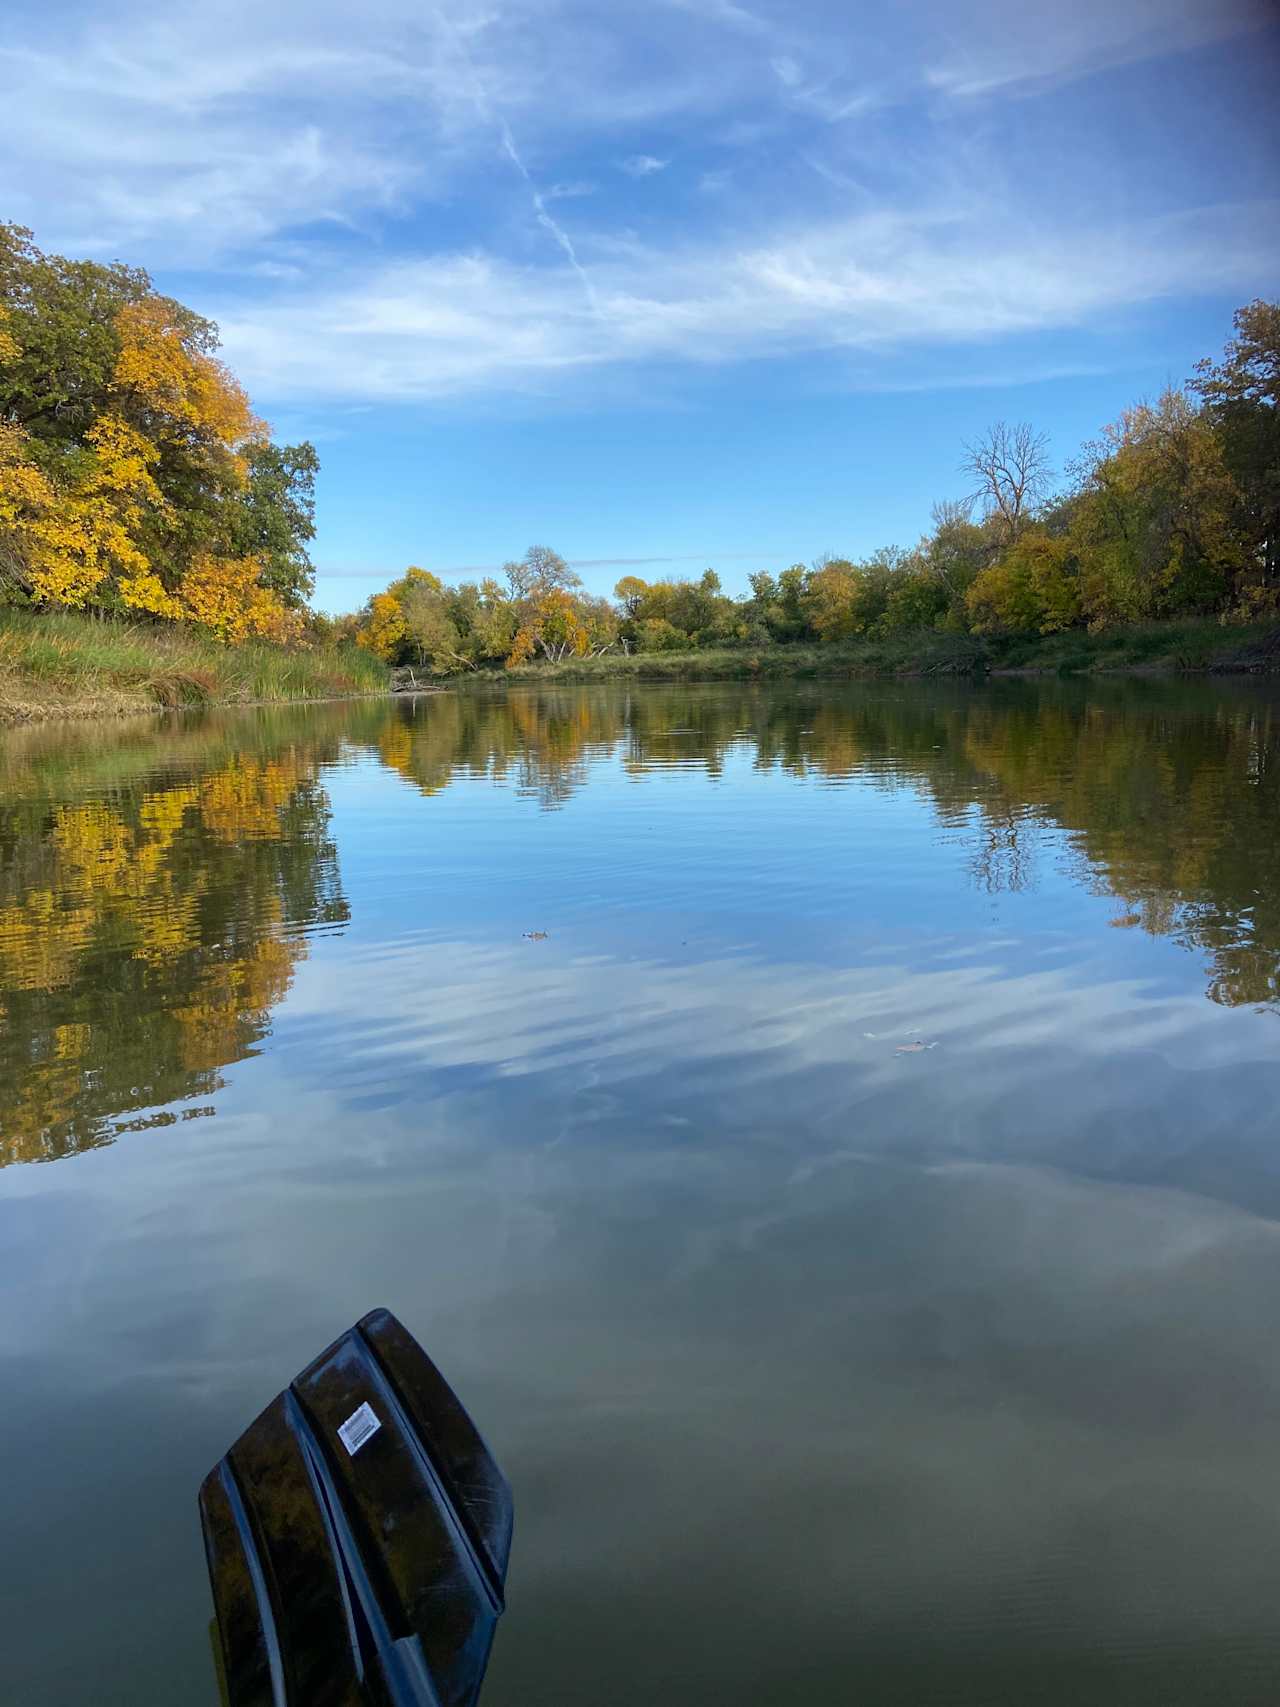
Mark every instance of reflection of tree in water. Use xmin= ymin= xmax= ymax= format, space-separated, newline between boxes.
xmin=967 ymin=807 xmax=1039 ymax=895
xmin=366 ymin=680 xmax=1280 ymax=1011
xmin=5 ymin=681 xmax=1272 ymax=1169
xmin=375 ymin=689 xmax=625 ymax=810
xmin=0 ymin=708 xmax=359 ymax=1167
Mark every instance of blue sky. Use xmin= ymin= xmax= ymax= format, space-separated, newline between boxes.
xmin=6 ymin=0 xmax=1279 ymax=611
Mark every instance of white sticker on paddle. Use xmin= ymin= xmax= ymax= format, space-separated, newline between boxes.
xmin=337 ymin=1401 xmax=381 ymax=1456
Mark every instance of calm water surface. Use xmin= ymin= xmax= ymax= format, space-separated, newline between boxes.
xmin=1 ymin=679 xmax=1278 ymax=1705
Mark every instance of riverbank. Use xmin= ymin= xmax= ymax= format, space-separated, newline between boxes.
xmin=4 ymin=612 xmax=1277 ymax=723
xmin=0 ymin=611 xmax=388 ymax=724
xmin=489 ymin=617 xmax=1280 ymax=684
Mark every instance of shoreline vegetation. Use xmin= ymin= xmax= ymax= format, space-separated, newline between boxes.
xmin=2 ymin=219 xmax=1277 ymax=721
xmin=1 ymin=606 xmax=1279 ymax=726
xmin=1 ymin=609 xmax=1278 ymax=727
xmin=0 ymin=610 xmax=384 ymax=723
xmin=0 ymin=224 xmax=382 ymax=725
xmin=480 ymin=617 xmax=1280 ymax=683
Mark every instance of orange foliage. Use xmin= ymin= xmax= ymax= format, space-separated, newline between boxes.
xmin=506 ymin=625 xmax=536 ymax=667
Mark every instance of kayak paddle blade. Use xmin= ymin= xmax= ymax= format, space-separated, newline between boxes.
xmin=198 ymin=1308 xmax=513 ymax=1707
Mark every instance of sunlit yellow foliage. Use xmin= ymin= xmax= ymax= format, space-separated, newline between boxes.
xmin=0 ymin=887 xmax=88 ymax=993
xmin=357 ymin=591 xmax=408 ymax=661
xmin=505 ymin=624 xmax=536 ymax=667
xmin=0 ymin=307 xmax=19 ymax=366
xmin=199 ymin=756 xmax=301 ymax=843
xmin=0 ymin=421 xmax=58 ymax=596
xmin=113 ymin=298 xmax=265 ymax=451
xmin=967 ymin=530 xmax=1079 ymax=635
xmin=0 ymin=413 xmax=166 ymax=609
xmin=119 ymin=568 xmax=183 ymax=619
xmin=178 ymin=551 xmax=293 ymax=643
xmin=1069 ymin=391 xmax=1249 ymax=627
xmin=249 ymin=597 xmax=308 ymax=647
xmin=506 ymin=587 xmax=589 ymax=666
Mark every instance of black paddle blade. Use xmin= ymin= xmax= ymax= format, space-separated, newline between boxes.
xmin=198 ymin=1309 xmax=513 ymax=1707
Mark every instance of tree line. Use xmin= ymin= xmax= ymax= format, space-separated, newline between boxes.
xmin=0 ymin=224 xmax=318 ymax=642
xmin=3 ymin=223 xmax=1273 ymax=663
xmin=348 ymin=301 xmax=1278 ymax=670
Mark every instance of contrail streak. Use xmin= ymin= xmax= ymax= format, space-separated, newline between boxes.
xmin=498 ymin=122 xmax=600 ymax=313
xmin=433 ymin=9 xmax=599 ymax=314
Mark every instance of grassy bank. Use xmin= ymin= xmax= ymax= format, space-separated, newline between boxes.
xmin=6 ymin=612 xmax=1276 ymax=722
xmin=0 ymin=611 xmax=388 ymax=724
xmin=484 ymin=617 xmax=1280 ymax=684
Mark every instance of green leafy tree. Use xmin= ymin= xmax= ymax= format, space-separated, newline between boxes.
xmin=400 ymin=570 xmax=474 ymax=673
xmin=1068 ymin=389 xmax=1248 ymax=625
xmin=229 ymin=441 xmax=319 ymax=607
xmin=614 ymin=568 xmax=736 ymax=650
xmin=966 ymin=529 xmax=1079 ymax=634
xmin=1191 ymin=299 xmax=1280 ymax=605
xmin=880 ymin=561 xmax=951 ymax=634
xmin=0 ymin=223 xmax=154 ymax=459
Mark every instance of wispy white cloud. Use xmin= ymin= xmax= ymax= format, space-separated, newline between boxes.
xmin=2 ymin=0 xmax=1274 ymax=405
xmin=213 ymin=197 xmax=1279 ymax=402
xmin=619 ymin=154 xmax=671 ymax=177
xmin=546 ymin=180 xmax=598 ymax=200
xmin=923 ymin=0 xmax=1273 ymax=99
xmin=8 ymin=1 xmax=1270 ymax=265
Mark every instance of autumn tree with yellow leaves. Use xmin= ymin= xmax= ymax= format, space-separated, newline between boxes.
xmin=0 ymin=224 xmax=318 ymax=640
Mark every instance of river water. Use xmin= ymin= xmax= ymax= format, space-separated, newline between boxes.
xmin=1 ymin=679 xmax=1278 ymax=1705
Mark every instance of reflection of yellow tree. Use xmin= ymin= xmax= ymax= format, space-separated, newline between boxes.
xmin=0 ymin=733 xmax=350 ymax=1168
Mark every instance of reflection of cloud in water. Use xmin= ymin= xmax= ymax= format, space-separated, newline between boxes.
xmin=189 ymin=1057 xmax=1280 ymax=1701
xmin=482 ymin=1154 xmax=1280 ymax=1702
xmin=284 ymin=927 xmax=1278 ymax=1216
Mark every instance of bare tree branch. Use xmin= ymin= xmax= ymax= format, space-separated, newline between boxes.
xmin=962 ymin=421 xmax=1052 ymax=542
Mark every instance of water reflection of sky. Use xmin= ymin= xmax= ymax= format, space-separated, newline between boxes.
xmin=1 ymin=683 xmax=1279 ymax=1706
